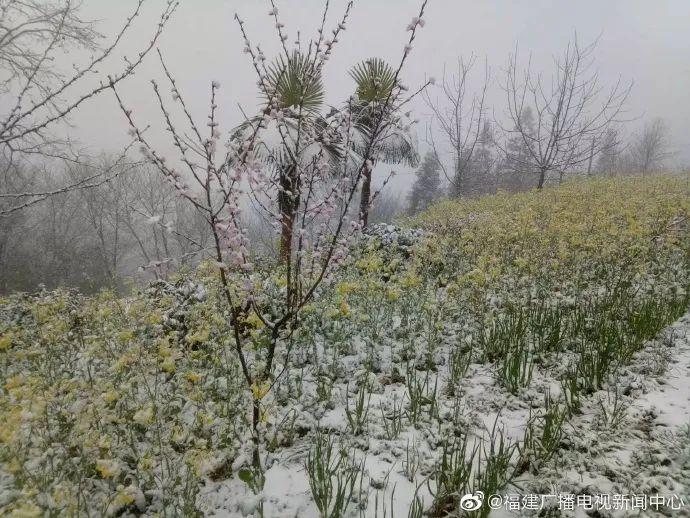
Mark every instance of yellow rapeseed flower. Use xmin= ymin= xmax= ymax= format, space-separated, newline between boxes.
xmin=133 ymin=406 xmax=154 ymax=426
xmin=186 ymin=371 xmax=202 ymax=384
xmin=9 ymin=502 xmax=42 ymax=518
xmin=0 ymin=333 xmax=13 ymax=351
xmin=96 ymin=459 xmax=120 ymax=479
xmin=187 ymin=326 xmax=210 ymax=345
xmin=251 ymin=381 xmax=270 ymax=400
xmin=161 ymin=356 xmax=176 ymax=373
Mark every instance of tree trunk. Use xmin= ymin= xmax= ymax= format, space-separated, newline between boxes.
xmin=359 ymin=167 xmax=372 ymax=228
xmin=279 ymin=166 xmax=297 ymax=261
xmin=279 ymin=207 xmax=294 ymax=261
xmin=252 ymin=397 xmax=261 ymax=468
xmin=537 ymin=167 xmax=547 ymax=189
xmin=586 ymin=138 xmax=596 ymax=176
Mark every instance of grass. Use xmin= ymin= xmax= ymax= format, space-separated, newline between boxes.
xmin=519 ymin=391 xmax=568 ymax=472
xmin=380 ymin=396 xmax=404 ymax=440
xmin=306 ymin=432 xmax=365 ymax=518
xmin=405 ymin=365 xmax=438 ymax=426
xmin=595 ymin=387 xmax=629 ymax=430
xmin=345 ymin=380 xmax=372 ymax=436
xmin=497 ymin=340 xmax=534 ymax=394
xmin=430 ymin=433 xmax=476 ymax=515
xmin=478 ymin=308 xmax=528 ymax=363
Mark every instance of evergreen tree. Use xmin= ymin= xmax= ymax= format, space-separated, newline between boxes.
xmin=459 ymin=121 xmax=496 ymax=197
xmin=408 ymin=151 xmax=442 ymax=214
xmin=498 ymin=107 xmax=538 ymax=191
xmin=595 ymin=128 xmax=621 ymax=176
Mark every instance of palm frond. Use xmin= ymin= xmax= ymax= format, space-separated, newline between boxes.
xmin=350 ymin=58 xmax=397 ymax=103
xmin=377 ymin=130 xmax=420 ymax=167
xmin=350 ymin=120 xmax=419 ymax=168
xmin=228 ymin=112 xmax=345 ymax=178
xmin=265 ymin=51 xmax=324 ymax=113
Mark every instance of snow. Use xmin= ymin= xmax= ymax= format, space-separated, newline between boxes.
xmin=193 ymin=311 xmax=690 ymax=517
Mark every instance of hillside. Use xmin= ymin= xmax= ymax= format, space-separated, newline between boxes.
xmin=1 ymin=175 xmax=689 ymax=517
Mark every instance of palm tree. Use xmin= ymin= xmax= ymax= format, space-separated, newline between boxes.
xmin=232 ymin=51 xmax=341 ymax=261
xmin=266 ymin=52 xmax=332 ymax=261
xmin=231 ymin=55 xmax=417 ymax=260
xmin=349 ymin=58 xmax=419 ymax=227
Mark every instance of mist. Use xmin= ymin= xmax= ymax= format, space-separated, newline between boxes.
xmin=67 ymin=0 xmax=690 ymax=189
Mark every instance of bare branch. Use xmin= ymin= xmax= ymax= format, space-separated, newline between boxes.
xmin=498 ymin=33 xmax=632 ymax=188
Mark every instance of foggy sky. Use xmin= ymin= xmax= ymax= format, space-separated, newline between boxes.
xmin=66 ymin=0 xmax=690 ymax=191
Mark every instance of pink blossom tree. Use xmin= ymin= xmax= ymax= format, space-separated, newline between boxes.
xmin=110 ymin=0 xmax=430 ymax=469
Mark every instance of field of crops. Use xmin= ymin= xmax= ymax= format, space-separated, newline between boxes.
xmin=1 ymin=175 xmax=689 ymax=517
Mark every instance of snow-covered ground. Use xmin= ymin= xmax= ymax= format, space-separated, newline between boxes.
xmin=197 ymin=312 xmax=690 ymax=517
xmin=3 ymin=179 xmax=688 ymax=517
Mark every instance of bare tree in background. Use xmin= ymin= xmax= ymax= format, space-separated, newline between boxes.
xmin=0 ymin=0 xmax=177 ymax=215
xmin=0 ymin=160 xmax=117 ymax=291
xmin=0 ymin=158 xmax=213 ymax=293
xmin=123 ymin=166 xmax=211 ymax=276
xmin=464 ymin=120 xmax=497 ymax=195
xmin=626 ymin=118 xmax=673 ymax=175
xmin=0 ymin=160 xmax=35 ymax=288
xmin=424 ymin=55 xmax=490 ymax=197
xmin=499 ymin=35 xmax=632 ymax=188
xmin=594 ymin=127 xmax=623 ymax=176
xmin=66 ymin=157 xmax=138 ymax=282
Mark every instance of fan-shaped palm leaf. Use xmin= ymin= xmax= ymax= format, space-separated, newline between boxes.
xmin=228 ymin=110 xmax=345 ymax=182
xmin=350 ymin=58 xmax=397 ymax=103
xmin=265 ymin=51 xmax=324 ymax=113
xmin=349 ymin=104 xmax=420 ymax=168
xmin=347 ymin=58 xmax=419 ymax=167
